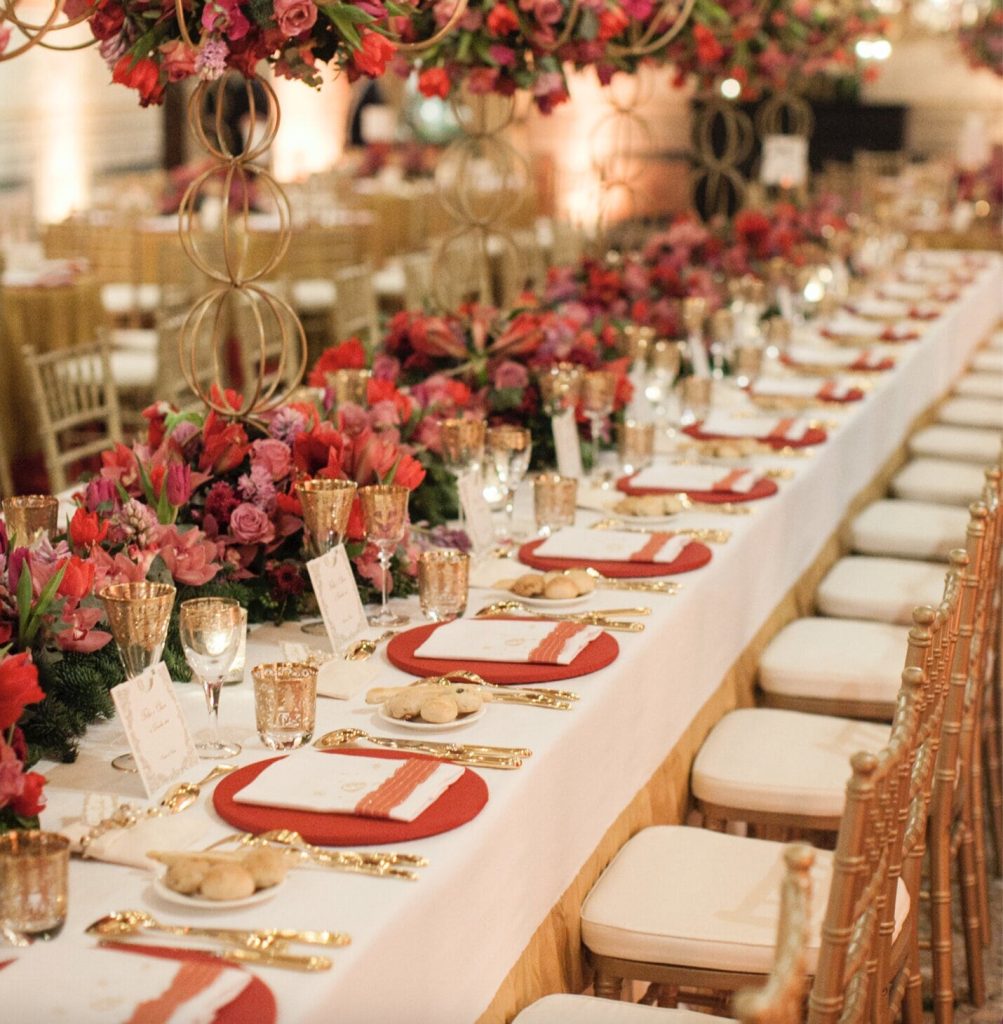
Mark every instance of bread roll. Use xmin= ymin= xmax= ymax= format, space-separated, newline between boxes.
xmin=200 ymin=863 xmax=256 ymax=901
xmin=164 ymin=859 xmax=209 ymax=895
xmin=563 ymin=569 xmax=595 ymax=595
xmin=451 ymin=686 xmax=483 ymax=715
xmin=419 ymin=695 xmax=459 ymax=724
xmin=544 ymin=577 xmax=579 ymax=600
xmin=242 ymin=848 xmax=288 ymax=889
xmin=512 ymin=573 xmax=545 ymax=597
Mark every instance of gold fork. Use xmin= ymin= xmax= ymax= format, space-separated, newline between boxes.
xmin=589 ymin=520 xmax=731 ymax=543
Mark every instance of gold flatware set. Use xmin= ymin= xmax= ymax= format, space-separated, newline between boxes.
xmin=589 ymin=520 xmax=732 ymax=544
xmin=475 ymin=600 xmax=648 ymax=632
xmin=314 ymin=726 xmax=530 ymax=769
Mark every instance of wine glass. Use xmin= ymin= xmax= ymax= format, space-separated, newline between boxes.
xmin=179 ymin=597 xmax=243 ymax=759
xmin=440 ymin=418 xmax=486 ymax=533
xmin=580 ymin=371 xmax=617 ymax=485
xmin=536 ymin=363 xmax=583 ymax=417
xmin=358 ymin=484 xmax=410 ymax=627
xmin=99 ymin=581 xmax=176 ymax=772
xmin=709 ymin=309 xmax=734 ymax=379
xmin=645 ymin=340 xmax=682 ymax=437
xmin=296 ymin=478 xmax=357 ymax=635
xmin=484 ymin=426 xmax=532 ymax=539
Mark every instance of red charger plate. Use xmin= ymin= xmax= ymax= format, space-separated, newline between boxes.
xmin=615 ymin=474 xmax=777 ymax=503
xmin=214 ymin=748 xmax=488 ymax=846
xmin=683 ymin=423 xmax=826 ymax=449
xmin=386 ymin=619 xmax=619 ymax=685
xmin=518 ymin=536 xmax=712 ymax=577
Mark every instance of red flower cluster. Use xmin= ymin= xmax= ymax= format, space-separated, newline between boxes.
xmin=0 ymin=652 xmax=47 ymax=822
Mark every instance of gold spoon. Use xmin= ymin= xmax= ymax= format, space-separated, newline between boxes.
xmin=581 ymin=567 xmax=680 ymax=594
xmin=160 ymin=763 xmax=238 ymax=814
xmin=344 ymin=630 xmax=398 ymax=661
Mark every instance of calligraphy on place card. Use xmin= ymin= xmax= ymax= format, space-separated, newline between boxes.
xmin=307 ymin=544 xmax=368 ymax=648
xmin=110 ymin=663 xmax=199 ymax=802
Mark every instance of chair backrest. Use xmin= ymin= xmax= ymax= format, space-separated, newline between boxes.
xmin=732 ymin=843 xmax=815 ymax=1024
xmin=401 ymin=251 xmax=433 ymax=310
xmin=496 ymin=230 xmax=548 ymax=308
xmin=330 ymin=263 xmax=379 ymax=346
xmin=23 ymin=335 xmax=123 ymax=493
xmin=431 ymin=233 xmax=492 ymax=310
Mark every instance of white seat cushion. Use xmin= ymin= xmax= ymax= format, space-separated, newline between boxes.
xmin=109 ymin=350 xmax=156 ymax=388
xmin=372 ymin=263 xmax=406 ymax=296
xmin=759 ymin=617 xmax=908 ymax=706
xmin=954 ymin=372 xmax=1003 ymax=401
xmin=291 ymin=279 xmax=337 ymax=312
xmin=937 ymin=396 xmax=1003 ymax=430
xmin=513 ymin=995 xmax=729 ymax=1024
xmin=692 ymin=708 xmax=889 ymax=818
xmin=581 ymin=826 xmax=909 ymax=974
xmin=816 ymin=556 xmax=946 ymax=624
xmin=100 ymin=282 xmax=160 ymax=314
xmin=891 ymin=458 xmax=985 ymax=506
xmin=849 ymin=499 xmax=969 ymax=561
xmin=989 ymin=328 xmax=1003 ymax=352
xmin=972 ymin=349 xmax=1003 ymax=374
xmin=908 ymin=424 xmax=1000 ymax=465
xmin=110 ymin=327 xmax=158 ymax=353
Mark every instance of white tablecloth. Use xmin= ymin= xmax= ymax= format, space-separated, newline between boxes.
xmin=16 ymin=254 xmax=1003 ymax=1023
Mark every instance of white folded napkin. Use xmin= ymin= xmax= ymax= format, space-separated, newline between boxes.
xmin=698 ymin=411 xmax=810 ymax=442
xmin=785 ymin=344 xmax=858 ymax=368
xmin=629 ymin=464 xmax=757 ymax=494
xmin=877 ymin=280 xmax=926 ymax=301
xmin=822 ymin=314 xmax=883 ymax=338
xmin=415 ymin=618 xmax=604 ymax=665
xmin=0 ymin=945 xmax=250 ymax=1024
xmin=233 ymin=750 xmax=463 ymax=822
xmin=751 ymin=377 xmax=854 ymax=401
xmin=881 ymin=321 xmax=921 ymax=340
xmin=848 ymin=297 xmax=909 ymax=319
xmin=534 ymin=526 xmax=690 ymax=563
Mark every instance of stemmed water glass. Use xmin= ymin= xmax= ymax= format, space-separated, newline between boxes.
xmin=580 ymin=371 xmax=617 ymax=485
xmin=484 ymin=426 xmax=532 ymax=539
xmin=296 ymin=477 xmax=358 ymax=635
xmin=645 ymin=340 xmax=682 ymax=437
xmin=358 ymin=484 xmax=411 ymax=627
xmin=440 ymin=418 xmax=486 ymax=533
xmin=100 ymin=581 xmax=176 ymax=772
xmin=179 ymin=597 xmax=244 ymax=760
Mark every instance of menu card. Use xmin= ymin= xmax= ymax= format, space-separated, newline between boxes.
xmin=306 ymin=544 xmax=368 ymax=648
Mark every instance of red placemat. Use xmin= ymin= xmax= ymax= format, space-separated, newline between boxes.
xmin=386 ymin=620 xmax=619 ymax=684
xmin=214 ymin=749 xmax=488 ymax=846
xmin=517 ymin=537 xmax=712 ymax=577
xmin=0 ymin=945 xmax=275 ymax=1024
xmin=615 ymin=474 xmax=778 ymax=503
xmin=683 ymin=423 xmax=826 ymax=449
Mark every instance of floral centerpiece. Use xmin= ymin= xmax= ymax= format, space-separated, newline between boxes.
xmin=0 ymin=649 xmax=48 ymax=831
xmin=957 ymin=0 xmax=1003 ymax=77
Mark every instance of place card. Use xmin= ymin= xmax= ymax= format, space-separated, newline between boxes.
xmin=306 ymin=544 xmax=368 ymax=648
xmin=760 ymin=134 xmax=808 ymax=188
xmin=110 ymin=663 xmax=199 ymax=802
xmin=457 ymin=472 xmax=496 ymax=555
xmin=552 ymin=409 xmax=584 ymax=480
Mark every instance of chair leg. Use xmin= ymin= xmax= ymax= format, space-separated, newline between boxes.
xmin=594 ymin=973 xmax=623 ymax=1001
xmin=930 ymin=823 xmax=956 ymax=1024
xmin=902 ymin=920 xmax=924 ymax=1024
xmin=984 ymin=691 xmax=1003 ymax=877
xmin=957 ymin=827 xmax=987 ymax=1006
xmin=970 ymin=738 xmax=992 ymax=948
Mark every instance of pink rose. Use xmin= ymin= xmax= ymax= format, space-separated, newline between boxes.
xmin=492 ymin=360 xmax=529 ymax=390
xmin=159 ymin=40 xmax=198 ymax=83
xmin=274 ymin=0 xmax=317 ymax=36
xmin=228 ymin=503 xmax=276 ymax=546
xmin=250 ymin=438 xmax=292 ymax=481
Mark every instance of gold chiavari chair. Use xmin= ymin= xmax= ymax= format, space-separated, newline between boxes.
xmin=579 ymin=663 xmax=934 ymax=1023
xmin=936 ymin=396 xmax=1003 ymax=432
xmin=23 ymin=336 xmax=123 ymax=493
xmin=330 ymin=263 xmax=380 ymax=347
xmin=431 ymin=234 xmax=492 ymax=310
xmin=401 ymin=250 xmax=433 ymax=310
xmin=512 ymin=844 xmax=815 ymax=1024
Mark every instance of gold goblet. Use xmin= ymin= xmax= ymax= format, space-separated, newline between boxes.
xmin=2 ymin=495 xmax=59 ymax=545
xmin=440 ymin=418 xmax=486 ymax=533
xmin=252 ymin=662 xmax=318 ymax=750
xmin=99 ymin=581 xmax=176 ymax=772
xmin=358 ymin=484 xmax=411 ymax=627
xmin=532 ymin=473 xmax=577 ymax=536
xmin=618 ymin=420 xmax=656 ymax=476
xmin=580 ymin=370 xmax=617 ymax=485
xmin=536 ymin=363 xmax=583 ymax=416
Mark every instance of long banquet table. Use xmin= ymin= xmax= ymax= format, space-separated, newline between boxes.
xmin=14 ymin=253 xmax=1003 ymax=1023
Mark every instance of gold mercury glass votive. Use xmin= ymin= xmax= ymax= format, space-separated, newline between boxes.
xmin=251 ymin=662 xmax=318 ymax=750
xmin=327 ymin=368 xmax=372 ymax=406
xmin=536 ymin=363 xmax=583 ymax=415
xmin=580 ymin=370 xmax=617 ymax=415
xmin=99 ymin=581 xmax=176 ymax=679
xmin=620 ymin=324 xmax=654 ymax=364
xmin=0 ymin=831 xmax=70 ymax=940
xmin=2 ymin=495 xmax=59 ymax=543
xmin=417 ymin=550 xmax=470 ymax=622
xmin=648 ymin=340 xmax=682 ymax=376
xmin=296 ymin=478 xmax=357 ymax=556
xmin=618 ymin=421 xmax=656 ymax=475
xmin=532 ymin=473 xmax=578 ymax=535
xmin=734 ymin=346 xmax=763 ymax=386
xmin=682 ymin=296 xmax=708 ymax=335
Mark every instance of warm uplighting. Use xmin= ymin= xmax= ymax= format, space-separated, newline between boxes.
xmin=720 ymin=77 xmax=742 ymax=99
xmin=272 ymin=74 xmax=349 ymax=182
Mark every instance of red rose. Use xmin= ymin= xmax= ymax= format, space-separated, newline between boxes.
xmin=351 ymin=30 xmax=395 ymax=77
xmin=12 ymin=771 xmax=46 ymax=817
xmin=307 ymin=338 xmax=367 ymax=387
xmin=57 ymin=555 xmax=95 ymax=601
xmin=486 ymin=3 xmax=519 ymax=34
xmin=390 ymin=453 xmax=427 ymax=490
xmin=0 ymin=653 xmax=45 ymax=731
xmin=418 ymin=67 xmax=451 ymax=100
xmin=111 ymin=54 xmax=165 ymax=107
xmin=68 ymin=508 xmax=109 ymax=550
xmin=89 ymin=0 xmax=124 ymax=40
xmin=693 ymin=23 xmax=725 ymax=65
xmin=158 ymin=39 xmax=198 ymax=83
xmin=597 ymin=6 xmax=629 ymax=40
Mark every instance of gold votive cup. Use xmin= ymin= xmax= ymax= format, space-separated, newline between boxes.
xmin=2 ymin=495 xmax=59 ymax=543
xmin=680 ymin=376 xmax=713 ymax=424
xmin=418 ymin=549 xmax=470 ymax=622
xmin=648 ymin=340 xmax=682 ymax=377
xmin=98 ymin=581 xmax=176 ymax=679
xmin=734 ymin=346 xmax=763 ymax=386
xmin=620 ymin=324 xmax=655 ymax=363
xmin=327 ymin=368 xmax=372 ymax=406
xmin=682 ymin=296 xmax=707 ymax=335
xmin=537 ymin=363 xmax=583 ymax=415
xmin=296 ymin=478 xmax=357 ymax=556
xmin=0 ymin=831 xmax=70 ymax=940
xmin=533 ymin=473 xmax=578 ymax=535
xmin=580 ymin=370 xmax=617 ymax=415
xmin=251 ymin=662 xmax=318 ymax=750
xmin=618 ymin=421 xmax=656 ymax=475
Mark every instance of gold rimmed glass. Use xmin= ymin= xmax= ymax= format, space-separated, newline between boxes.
xmin=536 ymin=363 xmax=583 ymax=416
xmin=358 ymin=484 xmax=411 ymax=627
xmin=417 ymin=550 xmax=469 ymax=622
xmin=484 ymin=425 xmax=532 ymax=539
xmin=680 ymin=375 xmax=713 ymax=427
xmin=99 ymin=581 xmax=176 ymax=772
xmin=532 ymin=473 xmax=577 ymax=536
xmin=734 ymin=346 xmax=764 ymax=389
xmin=440 ymin=418 xmax=486 ymax=533
xmin=252 ymin=662 xmax=318 ymax=750
xmin=179 ymin=597 xmax=244 ymax=759
xmin=580 ymin=371 xmax=617 ymax=484
xmin=646 ymin=340 xmax=682 ymax=435
xmin=2 ymin=495 xmax=59 ymax=545
xmin=709 ymin=308 xmax=734 ymax=378
xmin=327 ymin=368 xmax=371 ymax=407
xmin=0 ymin=831 xmax=69 ymax=941
xmin=618 ymin=420 xmax=656 ymax=476
xmin=296 ymin=478 xmax=358 ymax=636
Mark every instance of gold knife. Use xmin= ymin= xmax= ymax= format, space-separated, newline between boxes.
xmin=97 ymin=937 xmax=332 ymax=972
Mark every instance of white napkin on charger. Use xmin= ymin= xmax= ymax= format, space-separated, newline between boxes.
xmin=751 ymin=377 xmax=854 ymax=401
xmin=629 ymin=464 xmax=757 ymax=494
xmin=415 ymin=618 xmax=604 ymax=665
xmin=847 ymin=297 xmax=909 ymax=319
xmin=821 ymin=313 xmax=883 ymax=338
xmin=0 ymin=945 xmax=250 ymax=1024
xmin=698 ymin=411 xmax=811 ymax=442
xmin=785 ymin=344 xmax=860 ymax=368
xmin=534 ymin=526 xmax=690 ymax=564
xmin=233 ymin=750 xmax=463 ymax=822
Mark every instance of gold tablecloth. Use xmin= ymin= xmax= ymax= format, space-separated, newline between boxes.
xmin=0 ymin=277 xmax=103 ymax=453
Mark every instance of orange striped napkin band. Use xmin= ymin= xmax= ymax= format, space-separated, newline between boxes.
xmin=355 ymin=759 xmax=440 ymax=818
xmin=528 ymin=621 xmax=586 ymax=663
xmin=128 ymin=961 xmax=227 ymax=1024
xmin=629 ymin=531 xmax=676 ymax=562
xmin=714 ymin=468 xmax=749 ymax=492
xmin=767 ymin=417 xmax=795 ymax=440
